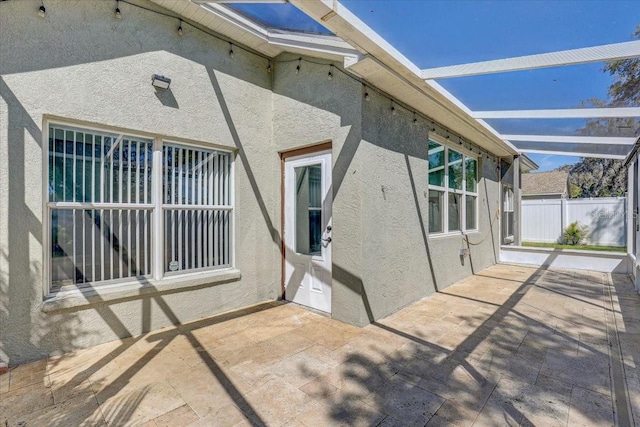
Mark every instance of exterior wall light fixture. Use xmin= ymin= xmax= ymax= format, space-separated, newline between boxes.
xmin=151 ymin=74 xmax=171 ymax=90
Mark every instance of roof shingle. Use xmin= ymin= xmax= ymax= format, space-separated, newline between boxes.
xmin=522 ymin=171 xmax=569 ymax=196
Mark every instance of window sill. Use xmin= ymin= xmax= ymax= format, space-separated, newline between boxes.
xmin=428 ymin=230 xmax=480 ymax=240
xmin=42 ymin=268 xmax=242 ymax=313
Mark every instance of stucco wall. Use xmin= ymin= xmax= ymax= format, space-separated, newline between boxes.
xmin=273 ymin=58 xmax=502 ymax=325
xmin=361 ymin=90 xmax=501 ymax=319
xmin=0 ymin=0 xmax=279 ymax=364
xmin=1 ymin=0 xmax=505 ymax=363
xmin=272 ymin=53 xmax=369 ymax=326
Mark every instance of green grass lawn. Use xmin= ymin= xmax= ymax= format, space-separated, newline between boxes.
xmin=522 ymin=242 xmax=626 ymax=253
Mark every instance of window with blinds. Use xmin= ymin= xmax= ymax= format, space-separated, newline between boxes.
xmin=162 ymin=144 xmax=232 ymax=273
xmin=46 ymin=123 xmax=233 ymax=292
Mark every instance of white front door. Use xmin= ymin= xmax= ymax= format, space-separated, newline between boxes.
xmin=284 ymin=150 xmax=332 ymax=313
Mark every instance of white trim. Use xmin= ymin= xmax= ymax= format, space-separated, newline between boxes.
xmin=230 ymin=151 xmax=236 ymax=269
xmin=503 ymin=135 xmax=636 ymax=145
xmin=48 ymin=202 xmax=155 ymax=210
xmin=196 ymin=0 xmax=286 ymax=3
xmin=42 ymin=121 xmax=50 ymax=300
xmin=520 ymin=149 xmax=626 ymax=159
xmin=162 ymin=204 xmax=233 ymax=210
xmin=500 ymin=246 xmax=631 ymax=274
xmin=472 ymin=107 xmax=640 ymax=120
xmin=195 ymin=3 xmax=359 ymax=59
xmin=152 ymin=138 xmax=163 ymax=281
xmin=42 ymin=268 xmax=242 ymax=312
xmin=421 ymin=40 xmax=640 ymax=79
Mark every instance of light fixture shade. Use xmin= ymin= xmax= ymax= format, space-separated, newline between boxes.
xmin=151 ymin=74 xmax=171 ymax=90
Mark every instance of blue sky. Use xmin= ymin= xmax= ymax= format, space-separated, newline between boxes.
xmin=232 ymin=1 xmax=640 ymax=171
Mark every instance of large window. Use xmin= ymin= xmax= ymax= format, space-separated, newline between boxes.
xmin=47 ymin=123 xmax=233 ymax=292
xmin=428 ymin=140 xmax=478 ymax=234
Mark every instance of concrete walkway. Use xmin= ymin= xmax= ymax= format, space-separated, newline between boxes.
xmin=1 ymin=264 xmax=639 ymax=426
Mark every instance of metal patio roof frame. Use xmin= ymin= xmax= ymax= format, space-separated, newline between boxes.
xmin=420 ymin=40 xmax=640 ymax=159
xmin=158 ymin=0 xmax=639 ymax=160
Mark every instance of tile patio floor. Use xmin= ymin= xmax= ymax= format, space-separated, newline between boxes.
xmin=1 ymin=264 xmax=639 ymax=426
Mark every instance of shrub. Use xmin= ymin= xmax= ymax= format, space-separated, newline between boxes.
xmin=563 ymin=221 xmax=589 ymax=245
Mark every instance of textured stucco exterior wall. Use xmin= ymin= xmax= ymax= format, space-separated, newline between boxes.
xmin=0 ymin=0 xmax=279 ymax=364
xmin=272 ymin=53 xmax=369 ymax=326
xmin=360 ymin=90 xmax=501 ymax=319
xmin=1 ymin=0 xmax=505 ymax=363
xmin=273 ymin=61 xmax=502 ymax=325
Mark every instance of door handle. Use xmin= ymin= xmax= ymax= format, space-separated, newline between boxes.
xmin=322 ymin=237 xmax=332 ymax=247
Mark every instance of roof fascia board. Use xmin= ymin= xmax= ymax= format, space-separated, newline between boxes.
xmin=289 ymin=0 xmax=422 ymax=75
xmin=198 ymin=2 xmax=270 ymax=39
xmin=426 ymin=80 xmax=520 ymax=154
xmin=503 ymin=135 xmax=636 ymax=145
xmin=520 ymin=154 xmax=538 ymax=171
xmin=421 ymin=40 xmax=640 ymax=80
xmin=347 ymin=55 xmax=516 ymax=156
xmin=267 ymin=31 xmax=360 ymax=59
xmin=472 ymin=107 xmax=640 ymax=119
xmin=289 ymin=0 xmax=519 ymax=156
xmin=521 ymin=149 xmax=626 ymax=160
xmin=195 ymin=0 xmax=286 ymax=3
xmin=178 ymin=2 xmax=357 ymax=59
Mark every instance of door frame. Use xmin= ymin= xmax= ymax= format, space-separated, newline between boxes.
xmin=280 ymin=141 xmax=332 ymax=299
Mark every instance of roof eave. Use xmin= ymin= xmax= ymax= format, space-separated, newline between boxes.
xmin=288 ymin=0 xmax=519 ymax=157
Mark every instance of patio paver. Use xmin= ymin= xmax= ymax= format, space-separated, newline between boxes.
xmin=1 ymin=264 xmax=639 ymax=426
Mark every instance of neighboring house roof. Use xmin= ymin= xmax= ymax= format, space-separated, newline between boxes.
xmin=522 ymin=171 xmax=569 ymax=197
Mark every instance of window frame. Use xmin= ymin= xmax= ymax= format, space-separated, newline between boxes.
xmin=428 ymin=136 xmax=479 ymax=236
xmin=42 ymin=118 xmax=235 ymax=297
xmin=502 ymin=185 xmax=515 ymax=243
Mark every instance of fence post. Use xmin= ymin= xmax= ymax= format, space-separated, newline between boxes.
xmin=560 ymin=198 xmax=568 ymax=243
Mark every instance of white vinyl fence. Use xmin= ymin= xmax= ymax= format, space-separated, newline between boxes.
xmin=522 ymin=197 xmax=627 ymax=247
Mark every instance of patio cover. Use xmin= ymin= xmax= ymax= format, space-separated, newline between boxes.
xmin=167 ymin=0 xmax=640 ymax=160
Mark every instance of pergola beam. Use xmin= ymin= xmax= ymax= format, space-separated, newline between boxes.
xmin=520 ymin=149 xmax=626 ymax=160
xmin=472 ymin=107 xmax=640 ymax=119
xmin=194 ymin=1 xmax=286 ymax=3
xmin=502 ymin=135 xmax=637 ymax=145
xmin=421 ymin=40 xmax=640 ymax=80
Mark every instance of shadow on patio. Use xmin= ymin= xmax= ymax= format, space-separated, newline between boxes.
xmin=1 ymin=263 xmax=638 ymax=426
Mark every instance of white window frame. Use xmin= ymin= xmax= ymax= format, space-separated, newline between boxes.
xmin=428 ymin=137 xmax=479 ymax=236
xmin=42 ymin=119 xmax=235 ymax=297
xmin=502 ymin=185 xmax=515 ymax=243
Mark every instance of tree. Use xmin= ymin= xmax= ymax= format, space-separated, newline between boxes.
xmin=604 ymin=25 xmax=640 ymax=108
xmin=565 ymin=25 xmax=640 ymax=197
xmin=561 ymin=158 xmax=627 ymax=198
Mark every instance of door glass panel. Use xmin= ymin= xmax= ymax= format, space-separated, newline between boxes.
xmin=295 ymin=164 xmax=322 ymax=255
